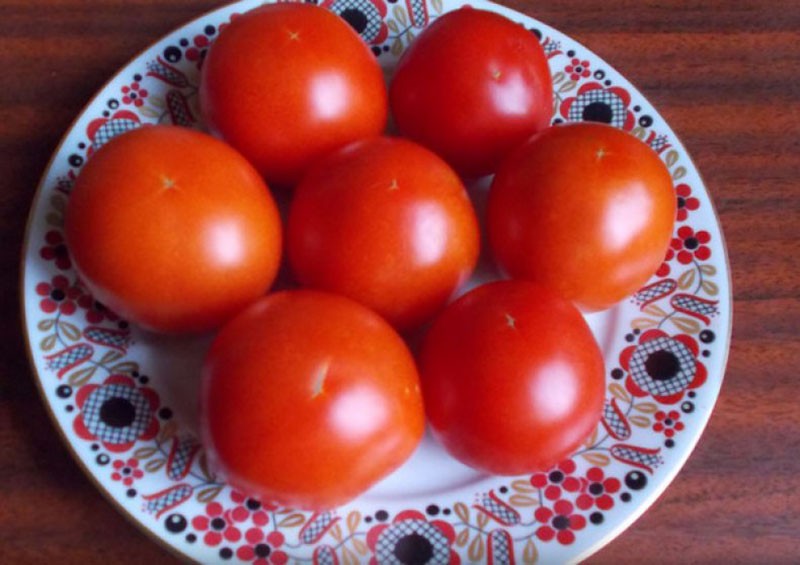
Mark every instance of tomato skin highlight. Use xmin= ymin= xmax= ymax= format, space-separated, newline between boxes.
xmin=287 ymin=136 xmax=480 ymax=331
xmin=200 ymin=3 xmax=388 ymax=187
xmin=390 ymin=7 xmax=553 ymax=177
xmin=64 ymin=125 xmax=282 ymax=334
xmin=488 ymin=122 xmax=676 ymax=311
xmin=202 ymin=290 xmax=425 ymax=510
xmin=419 ymin=281 xmax=605 ymax=475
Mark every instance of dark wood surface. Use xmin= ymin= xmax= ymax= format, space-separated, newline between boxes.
xmin=2 ymin=0 xmax=798 ymax=563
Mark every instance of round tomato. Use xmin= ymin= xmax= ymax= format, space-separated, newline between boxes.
xmin=488 ymin=122 xmax=676 ymax=311
xmin=287 ymin=136 xmax=480 ymax=331
xmin=200 ymin=3 xmax=387 ymax=188
xmin=389 ymin=7 xmax=553 ymax=177
xmin=201 ymin=290 xmax=425 ymax=509
xmin=64 ymin=125 xmax=282 ymax=333
xmin=418 ymin=281 xmax=605 ymax=475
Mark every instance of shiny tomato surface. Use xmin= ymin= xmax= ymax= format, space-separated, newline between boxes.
xmin=488 ymin=122 xmax=676 ymax=311
xmin=64 ymin=125 xmax=282 ymax=333
xmin=202 ymin=290 xmax=425 ymax=509
xmin=200 ymin=3 xmax=387 ymax=188
xmin=419 ymin=281 xmax=605 ymax=475
xmin=390 ymin=7 xmax=553 ymax=177
xmin=287 ymin=137 xmax=480 ymax=331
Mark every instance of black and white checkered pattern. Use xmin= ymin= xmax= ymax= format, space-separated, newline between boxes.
xmin=331 ymin=0 xmax=383 ymax=43
xmin=313 ymin=545 xmax=337 ymax=565
xmin=611 ymin=445 xmax=662 ymax=469
xmin=84 ymin=327 xmax=129 ymax=350
xmin=375 ymin=520 xmax=449 ymax=565
xmin=168 ymin=438 xmax=198 ymax=480
xmin=144 ymin=484 xmax=193 ymax=516
xmin=489 ymin=530 xmax=512 ymax=564
xmin=569 ymin=88 xmax=626 ymax=128
xmin=650 ymin=134 xmax=669 ymax=152
xmin=82 ymin=383 xmax=152 ymax=445
xmin=407 ymin=0 xmax=427 ymax=26
xmin=146 ymin=59 xmax=189 ymax=88
xmin=672 ymin=294 xmax=718 ymax=317
xmin=633 ymin=279 xmax=676 ymax=306
xmin=478 ymin=493 xmax=519 ymax=525
xmin=46 ymin=344 xmax=92 ymax=372
xmin=301 ymin=512 xmax=335 ymax=544
xmin=167 ymin=90 xmax=194 ymax=127
xmin=92 ymin=119 xmax=140 ymax=151
xmin=602 ymin=400 xmax=630 ymax=440
xmin=628 ymin=336 xmax=696 ymax=397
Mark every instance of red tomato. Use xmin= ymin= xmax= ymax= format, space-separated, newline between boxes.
xmin=64 ymin=125 xmax=282 ymax=333
xmin=200 ymin=3 xmax=387 ymax=187
xmin=287 ymin=137 xmax=480 ymax=331
xmin=488 ymin=122 xmax=676 ymax=311
xmin=202 ymin=290 xmax=425 ymax=509
xmin=418 ymin=281 xmax=605 ymax=475
xmin=389 ymin=7 xmax=553 ymax=177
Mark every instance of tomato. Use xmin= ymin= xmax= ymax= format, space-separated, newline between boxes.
xmin=418 ymin=281 xmax=605 ymax=475
xmin=200 ymin=3 xmax=387 ymax=188
xmin=287 ymin=136 xmax=480 ymax=331
xmin=389 ymin=7 xmax=553 ymax=178
xmin=488 ymin=122 xmax=676 ymax=311
xmin=201 ymin=290 xmax=424 ymax=509
xmin=64 ymin=125 xmax=282 ymax=333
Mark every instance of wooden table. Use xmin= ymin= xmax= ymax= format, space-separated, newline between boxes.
xmin=2 ymin=0 xmax=798 ymax=562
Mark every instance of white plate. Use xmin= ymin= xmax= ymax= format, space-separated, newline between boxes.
xmin=22 ymin=0 xmax=731 ymax=562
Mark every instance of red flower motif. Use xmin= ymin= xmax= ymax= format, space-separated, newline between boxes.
xmin=86 ymin=110 xmax=141 ymax=156
xmin=653 ymin=410 xmax=685 ymax=438
xmin=576 ymin=467 xmax=620 ymax=511
xmin=530 ymin=459 xmax=583 ymax=501
xmin=366 ymin=510 xmax=459 ymax=565
xmin=535 ymin=499 xmax=586 ymax=545
xmin=559 ymin=82 xmax=636 ymax=130
xmin=670 ymin=226 xmax=711 ymax=264
xmin=191 ymin=502 xmax=243 ymax=547
xmin=40 ymin=230 xmax=71 ymax=270
xmin=656 ymin=247 xmax=675 ymax=277
xmin=564 ymin=57 xmax=591 ymax=81
xmin=76 ymin=293 xmax=120 ymax=324
xmin=236 ymin=529 xmax=288 ymax=564
xmin=36 ymin=275 xmax=82 ymax=315
xmin=676 ymin=184 xmax=700 ymax=222
xmin=73 ymin=375 xmax=160 ymax=452
xmin=111 ymin=457 xmax=144 ymax=486
xmin=229 ymin=490 xmax=277 ymax=527
xmin=121 ymin=82 xmax=149 ymax=107
xmin=620 ymin=329 xmax=707 ymax=404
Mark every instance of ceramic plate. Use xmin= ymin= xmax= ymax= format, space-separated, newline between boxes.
xmin=22 ymin=0 xmax=731 ymax=562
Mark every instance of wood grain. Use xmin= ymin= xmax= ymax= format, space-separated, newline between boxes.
xmin=1 ymin=1 xmax=798 ymax=563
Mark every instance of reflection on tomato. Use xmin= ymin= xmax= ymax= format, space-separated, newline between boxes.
xmin=200 ymin=3 xmax=387 ymax=188
xmin=390 ymin=8 xmax=553 ymax=177
xmin=202 ymin=290 xmax=425 ymax=509
xmin=287 ymin=137 xmax=480 ymax=331
xmin=488 ymin=122 xmax=676 ymax=311
xmin=64 ymin=125 xmax=282 ymax=334
xmin=419 ymin=281 xmax=605 ymax=475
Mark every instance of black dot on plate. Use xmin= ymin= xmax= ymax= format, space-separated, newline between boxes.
xmin=665 ymin=439 xmax=675 ymax=448
xmin=499 ymin=486 xmax=509 ymax=494
xmin=100 ymin=397 xmax=137 ymax=428
xmin=107 ymin=98 xmax=119 ymax=109
xmin=371 ymin=46 xmax=382 ymax=57
xmin=394 ymin=533 xmax=433 ymax=564
xmin=589 ymin=483 xmax=603 ymax=496
xmin=205 ymin=25 xmax=216 ymax=35
xmin=604 ymin=79 xmax=612 ymax=86
xmin=426 ymin=504 xmax=440 ymax=516
xmin=133 ymin=73 xmax=142 ymax=82
xmin=219 ymin=547 xmax=233 ymax=560
xmin=211 ymin=517 xmax=226 ymax=531
xmin=553 ymin=118 xmax=564 ymax=124
xmin=246 ymin=498 xmax=261 ymax=511
xmin=611 ymin=368 xmax=624 ymax=380
xmin=625 ymin=333 xmax=635 ymax=342
xmin=684 ymin=237 xmax=699 ymax=250
xmin=567 ymin=50 xmax=575 ymax=57
xmin=56 ymin=385 xmax=72 ymax=398
xmin=126 ymin=489 xmax=137 ymax=497
xmin=530 ymin=28 xmax=542 ymax=40
xmin=78 ymin=142 xmax=86 ymax=150
xmin=383 ymin=45 xmax=390 ymax=52
xmin=699 ymin=330 xmax=715 ymax=344
xmin=365 ymin=516 xmax=373 ymax=523
xmin=186 ymin=533 xmax=197 ymax=543
xmin=68 ymin=154 xmax=84 ymax=167
xmin=552 ymin=515 xmax=570 ymax=530
xmin=625 ymin=471 xmax=647 ymax=490
xmin=590 ymin=512 xmax=604 ymax=525
xmin=633 ymin=328 xmax=641 ymax=335
xmin=682 ymin=401 xmax=695 ymax=414
xmin=633 ymin=105 xmax=641 ymax=112
xmin=65 ymin=405 xmax=74 ymax=412
xmin=442 ymin=508 xmax=451 ymax=516
xmin=165 ymin=514 xmax=187 ymax=533
xmin=159 ymin=407 xmax=173 ymax=420
xmin=139 ymin=376 xmax=149 ymax=385
xmin=254 ymin=544 xmax=271 ymax=558
xmin=102 ymin=111 xmax=110 ymax=117
xmin=548 ymin=470 xmax=564 ymax=483
xmin=702 ymin=350 xmax=711 ymax=358
xmin=164 ymin=45 xmax=182 ymax=62
xmin=593 ymin=70 xmax=605 ymax=79
xmin=375 ymin=510 xmax=389 ymax=522
xmin=91 ymin=443 xmax=100 ymax=451
xmin=645 ymin=350 xmax=680 ymax=381
xmin=639 ymin=115 xmax=654 ymax=128
xmin=621 ymin=492 xmax=632 ymax=502
xmin=688 ymin=391 xmax=697 ymax=398
xmin=179 ymin=38 xmax=189 ymax=47
xmin=340 ymin=8 xmax=368 ymax=34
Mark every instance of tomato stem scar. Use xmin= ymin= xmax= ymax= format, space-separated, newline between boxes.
xmin=311 ymin=359 xmax=331 ymax=398
xmin=492 ymin=69 xmax=502 ymax=80
xmin=388 ymin=178 xmax=399 ymax=191
xmin=161 ymin=176 xmax=176 ymax=190
xmin=288 ymin=30 xmax=300 ymax=41
xmin=595 ymin=147 xmax=607 ymax=161
xmin=504 ymin=312 xmax=517 ymax=329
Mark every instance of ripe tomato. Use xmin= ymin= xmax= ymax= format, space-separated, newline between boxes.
xmin=287 ymin=137 xmax=480 ymax=331
xmin=200 ymin=3 xmax=387 ymax=188
xmin=64 ymin=125 xmax=282 ymax=333
xmin=202 ymin=290 xmax=425 ymax=509
xmin=488 ymin=122 xmax=676 ymax=311
xmin=389 ymin=7 xmax=553 ymax=178
xmin=418 ymin=281 xmax=605 ymax=475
